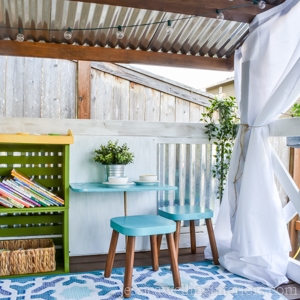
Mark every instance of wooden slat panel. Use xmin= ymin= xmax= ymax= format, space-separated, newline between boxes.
xmin=0 ymin=156 xmax=63 ymax=165
xmin=24 ymin=58 xmax=43 ymax=118
xmin=91 ymin=63 xmax=212 ymax=107
xmin=129 ymin=82 xmax=146 ymax=121
xmin=0 ymin=214 xmax=63 ymax=226
xmin=160 ymin=93 xmax=176 ymax=122
xmin=6 ymin=57 xmax=24 ymax=117
xmin=91 ymin=70 xmax=114 ymax=120
xmin=176 ymin=97 xmax=190 ymax=122
xmin=145 ymin=89 xmax=160 ymax=122
xmin=190 ymin=103 xmax=205 ymax=123
xmin=111 ymin=76 xmax=129 ymax=120
xmin=0 ymin=225 xmax=63 ymax=237
xmin=77 ymin=61 xmax=91 ymax=119
xmin=0 ymin=56 xmax=5 ymax=117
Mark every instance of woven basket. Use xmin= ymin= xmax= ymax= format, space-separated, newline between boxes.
xmin=0 ymin=239 xmax=56 ymax=276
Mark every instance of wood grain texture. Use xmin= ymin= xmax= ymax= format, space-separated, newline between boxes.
xmin=0 ymin=41 xmax=232 ymax=71
xmin=77 ymin=61 xmax=91 ymax=119
xmin=91 ymin=62 xmax=213 ymax=106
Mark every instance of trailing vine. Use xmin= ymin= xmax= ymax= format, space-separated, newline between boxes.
xmin=201 ymin=96 xmax=239 ymax=200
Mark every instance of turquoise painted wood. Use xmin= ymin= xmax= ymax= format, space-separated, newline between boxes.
xmin=158 ymin=206 xmax=213 ymax=221
xmin=111 ymin=215 xmax=176 ymax=236
xmin=70 ymin=182 xmax=177 ymax=192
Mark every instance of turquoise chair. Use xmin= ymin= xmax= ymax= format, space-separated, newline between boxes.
xmin=104 ymin=214 xmax=181 ymax=298
xmin=158 ymin=205 xmax=219 ymax=265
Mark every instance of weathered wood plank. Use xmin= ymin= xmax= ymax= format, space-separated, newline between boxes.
xmin=24 ymin=57 xmax=42 ymax=118
xmin=77 ymin=61 xmax=91 ymax=119
xmin=91 ymin=70 xmax=113 ymax=120
xmin=145 ymin=88 xmax=160 ymax=122
xmin=111 ymin=76 xmax=130 ymax=120
xmin=129 ymin=82 xmax=146 ymax=121
xmin=0 ymin=118 xmax=209 ymax=140
xmin=160 ymin=93 xmax=175 ymax=122
xmin=0 ymin=56 xmax=6 ymax=117
xmin=176 ymin=97 xmax=190 ymax=122
xmin=6 ymin=56 xmax=24 ymax=117
xmin=60 ymin=61 xmax=77 ymax=119
xmin=189 ymin=102 xmax=205 ymax=123
xmin=91 ymin=62 xmax=213 ymax=107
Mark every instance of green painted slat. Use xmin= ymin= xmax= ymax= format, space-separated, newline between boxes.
xmin=0 ymin=214 xmax=63 ymax=225
xmin=0 ymin=225 xmax=63 ymax=237
xmin=0 ymin=156 xmax=63 ymax=164
xmin=0 ymin=144 xmax=64 ymax=153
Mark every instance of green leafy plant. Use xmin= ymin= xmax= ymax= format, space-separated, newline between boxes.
xmin=94 ymin=140 xmax=134 ymax=165
xmin=291 ymin=103 xmax=300 ymax=117
xmin=201 ymin=96 xmax=239 ymax=200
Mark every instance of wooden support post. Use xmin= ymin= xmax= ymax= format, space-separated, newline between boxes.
xmin=289 ymin=147 xmax=300 ymax=258
xmin=77 ymin=61 xmax=91 ymax=119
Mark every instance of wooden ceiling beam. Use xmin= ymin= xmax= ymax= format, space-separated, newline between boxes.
xmin=68 ymin=0 xmax=277 ymax=23
xmin=0 ymin=40 xmax=232 ymax=71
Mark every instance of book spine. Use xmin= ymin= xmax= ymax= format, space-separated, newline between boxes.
xmin=0 ymin=185 xmax=32 ymax=208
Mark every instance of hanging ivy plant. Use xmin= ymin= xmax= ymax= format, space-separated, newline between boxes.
xmin=201 ymin=96 xmax=240 ymax=200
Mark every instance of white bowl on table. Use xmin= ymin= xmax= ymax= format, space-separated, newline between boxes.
xmin=108 ymin=176 xmax=128 ymax=184
xmin=139 ymin=174 xmax=157 ymax=182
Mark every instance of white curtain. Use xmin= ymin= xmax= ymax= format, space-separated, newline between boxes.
xmin=205 ymin=0 xmax=300 ymax=288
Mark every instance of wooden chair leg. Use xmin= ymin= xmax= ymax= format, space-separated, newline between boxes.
xmin=104 ymin=230 xmax=119 ymax=278
xmin=205 ymin=218 xmax=219 ymax=265
xmin=150 ymin=235 xmax=159 ymax=271
xmin=166 ymin=233 xmax=181 ymax=289
xmin=174 ymin=221 xmax=181 ymax=256
xmin=123 ymin=236 xmax=135 ymax=298
xmin=157 ymin=234 xmax=163 ymax=255
xmin=190 ymin=220 xmax=196 ymax=254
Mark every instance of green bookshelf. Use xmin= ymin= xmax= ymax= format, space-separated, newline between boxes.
xmin=0 ymin=132 xmax=73 ymax=276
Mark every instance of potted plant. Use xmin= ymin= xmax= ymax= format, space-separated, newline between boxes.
xmin=201 ymin=96 xmax=239 ymax=200
xmin=94 ymin=140 xmax=134 ymax=179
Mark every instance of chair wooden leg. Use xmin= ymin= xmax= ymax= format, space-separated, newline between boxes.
xmin=123 ymin=236 xmax=135 ymax=298
xmin=190 ymin=220 xmax=196 ymax=254
xmin=205 ymin=218 xmax=219 ymax=265
xmin=157 ymin=234 xmax=163 ymax=255
xmin=166 ymin=233 xmax=181 ymax=289
xmin=174 ymin=221 xmax=181 ymax=256
xmin=104 ymin=230 xmax=119 ymax=278
xmin=150 ymin=235 xmax=159 ymax=271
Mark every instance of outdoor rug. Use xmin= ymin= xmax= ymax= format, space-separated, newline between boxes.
xmin=0 ymin=261 xmax=288 ymax=300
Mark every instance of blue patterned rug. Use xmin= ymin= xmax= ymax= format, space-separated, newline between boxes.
xmin=0 ymin=261 xmax=287 ymax=299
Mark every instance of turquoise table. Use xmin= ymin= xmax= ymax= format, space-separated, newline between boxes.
xmin=69 ymin=182 xmax=177 ymax=216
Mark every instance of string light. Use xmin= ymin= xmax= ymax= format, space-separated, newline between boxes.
xmin=4 ymin=1 xmax=267 ymax=41
xmin=64 ymin=27 xmax=72 ymax=40
xmin=16 ymin=28 xmax=24 ymax=42
xmin=258 ymin=1 xmax=266 ymax=9
xmin=216 ymin=9 xmax=224 ymax=20
xmin=116 ymin=26 xmax=124 ymax=39
xmin=166 ymin=20 xmax=173 ymax=35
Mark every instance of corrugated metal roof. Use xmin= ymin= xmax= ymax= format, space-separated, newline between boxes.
xmin=0 ymin=0 xmax=249 ymax=59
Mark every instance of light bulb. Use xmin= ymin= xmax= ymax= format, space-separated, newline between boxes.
xmin=116 ymin=26 xmax=124 ymax=39
xmin=166 ymin=20 xmax=173 ymax=35
xmin=258 ymin=0 xmax=266 ymax=9
xmin=64 ymin=28 xmax=72 ymax=40
xmin=216 ymin=11 xmax=224 ymax=20
xmin=16 ymin=28 xmax=24 ymax=42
